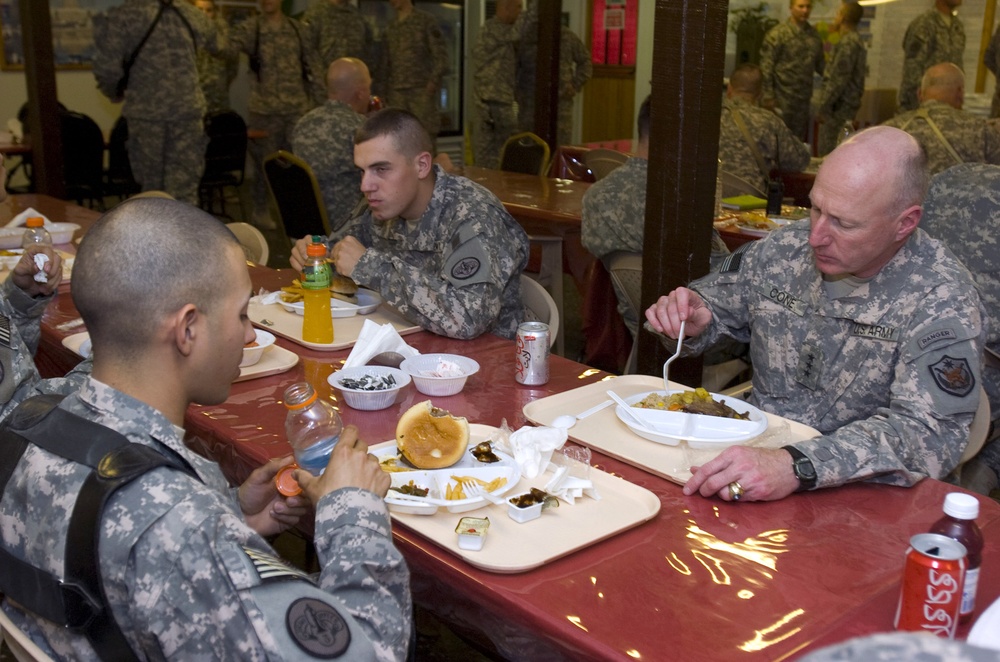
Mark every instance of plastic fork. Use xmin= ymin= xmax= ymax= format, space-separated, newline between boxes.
xmin=465 ymin=482 xmax=506 ymax=506
xmin=664 ymin=320 xmax=686 ymax=391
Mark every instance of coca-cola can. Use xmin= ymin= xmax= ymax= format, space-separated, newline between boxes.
xmin=894 ymin=533 xmax=967 ymax=638
xmin=515 ymin=321 xmax=550 ymax=385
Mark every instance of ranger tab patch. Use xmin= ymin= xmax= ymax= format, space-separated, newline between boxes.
xmin=929 ymin=355 xmax=975 ymax=397
xmin=286 ymin=597 xmax=351 ymax=658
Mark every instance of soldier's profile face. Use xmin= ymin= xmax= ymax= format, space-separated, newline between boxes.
xmin=355 ymin=135 xmax=424 ymax=221
xmin=790 ymin=0 xmax=812 ymax=23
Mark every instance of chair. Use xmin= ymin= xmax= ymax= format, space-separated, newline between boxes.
xmin=720 ymin=169 xmax=766 ymax=199
xmin=524 ymin=234 xmax=564 ymax=355
xmin=583 ymin=148 xmax=628 ymax=181
xmin=262 ymin=150 xmax=331 ymax=239
xmin=606 ymin=251 xmax=643 ymax=374
xmin=104 ymin=116 xmax=140 ymax=201
xmin=226 ymin=222 xmax=269 ymax=266
xmin=60 ymin=111 xmax=105 ymax=209
xmin=520 ymin=274 xmax=559 ymax=349
xmin=199 ymin=110 xmax=248 ymax=218
xmin=500 ymin=132 xmax=550 ymax=176
xmin=0 ymin=606 xmax=55 ymax=662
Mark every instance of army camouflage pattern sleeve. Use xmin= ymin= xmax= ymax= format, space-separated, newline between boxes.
xmin=581 ymin=158 xmax=647 ymax=260
xmin=801 ymin=632 xmax=1000 ymax=662
xmin=899 ymin=10 xmax=965 ymax=111
xmin=816 ymin=31 xmax=866 ymax=119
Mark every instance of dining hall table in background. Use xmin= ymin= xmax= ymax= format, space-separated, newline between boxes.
xmin=23 ymin=197 xmax=1000 ymax=660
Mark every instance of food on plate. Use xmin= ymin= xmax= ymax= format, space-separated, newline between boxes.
xmin=279 ymin=274 xmax=359 ymax=304
xmin=736 ymin=211 xmax=779 ymax=231
xmin=388 ymin=480 xmax=429 ymax=498
xmin=379 ymin=455 xmax=412 ymax=473
xmin=446 ymin=475 xmax=508 ymax=500
xmin=245 ymin=340 xmax=260 ymax=348
xmin=396 ymin=400 xmax=470 ymax=469
xmin=339 ymin=372 xmax=397 ymax=391
xmin=445 ymin=482 xmax=467 ymax=500
xmin=420 ymin=358 xmax=464 ymax=378
xmin=470 ymin=441 xmax=500 ymax=463
xmin=634 ymin=388 xmax=750 ymax=420
xmin=509 ymin=487 xmax=550 ymax=509
xmin=713 ymin=211 xmax=741 ymax=231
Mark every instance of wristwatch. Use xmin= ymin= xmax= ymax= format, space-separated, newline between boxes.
xmin=783 ymin=445 xmax=817 ymax=492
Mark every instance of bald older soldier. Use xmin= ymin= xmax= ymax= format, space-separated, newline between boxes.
xmin=815 ymin=2 xmax=867 ymax=156
xmin=646 ymin=127 xmax=985 ymax=503
xmin=293 ymin=58 xmax=371 ymax=235
xmin=0 ymin=199 xmax=412 ymax=660
xmin=899 ymin=0 xmax=965 ymax=112
xmin=759 ymin=0 xmax=825 ymax=141
xmin=291 ymin=109 xmax=529 ymax=340
xmin=472 ymin=0 xmax=521 ymax=169
xmin=719 ymin=64 xmax=811 ymax=193
xmin=884 ymin=63 xmax=1000 ymax=175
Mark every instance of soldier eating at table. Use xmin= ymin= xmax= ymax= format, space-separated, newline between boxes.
xmin=645 ymin=126 xmax=986 ymax=503
xmin=291 ymin=108 xmax=529 ymax=340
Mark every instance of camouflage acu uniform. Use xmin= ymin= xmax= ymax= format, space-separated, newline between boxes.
xmin=983 ymin=24 xmax=1000 ymax=118
xmin=228 ymin=14 xmax=325 ymax=215
xmin=472 ymin=17 xmax=519 ymax=169
xmin=582 ymin=157 xmax=730 ymax=336
xmin=383 ymin=9 xmax=449 ymax=136
xmin=802 ymin=632 xmax=999 ymax=662
xmin=816 ymin=30 xmax=867 ymax=156
xmin=0 ymin=378 xmax=412 ymax=661
xmin=899 ymin=9 xmax=965 ymax=112
xmin=759 ymin=18 xmax=825 ymax=141
xmin=515 ymin=0 xmax=538 ymax=131
xmin=882 ymin=99 xmax=1000 ymax=175
xmin=292 ymin=100 xmax=365 ymax=235
xmin=92 ymin=0 xmax=220 ymax=204
xmin=659 ymin=223 xmax=985 ymax=489
xmin=718 ymin=97 xmax=811 ymax=193
xmin=558 ymin=28 xmax=592 ymax=147
xmin=324 ymin=165 xmax=529 ymax=339
xmin=302 ymin=1 xmax=373 ymax=70
xmin=197 ymin=16 xmax=239 ymax=114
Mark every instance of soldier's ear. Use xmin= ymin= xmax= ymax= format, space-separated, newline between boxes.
xmin=414 ymin=151 xmax=433 ymax=179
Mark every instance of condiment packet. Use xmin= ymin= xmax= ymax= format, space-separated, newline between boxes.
xmin=422 ymin=358 xmax=462 ymax=378
xmin=544 ymin=447 xmax=600 ymax=505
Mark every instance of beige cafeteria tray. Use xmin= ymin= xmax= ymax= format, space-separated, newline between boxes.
xmin=371 ymin=434 xmax=660 ymax=573
xmin=523 ymin=375 xmax=821 ymax=485
xmin=249 ymin=301 xmax=420 ymax=351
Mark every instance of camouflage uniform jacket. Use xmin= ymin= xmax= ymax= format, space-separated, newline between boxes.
xmin=882 ymin=100 xmax=1000 ymax=175
xmin=292 ymin=99 xmax=365 ymax=234
xmin=581 ymin=157 xmax=648 ymax=260
xmin=560 ymin=28 xmax=592 ymax=101
xmin=92 ymin=0 xmax=220 ymax=121
xmin=802 ymin=632 xmax=1000 ymax=662
xmin=331 ymin=165 xmax=529 ymax=339
xmin=302 ymin=1 xmax=373 ymax=69
xmin=816 ymin=30 xmax=867 ymax=122
xmin=675 ymin=223 xmax=985 ymax=489
xmin=985 ymin=25 xmax=1000 ymax=117
xmin=0 ymin=377 xmax=412 ymax=661
xmin=197 ymin=16 xmax=239 ymax=114
xmin=759 ymin=19 xmax=824 ymax=107
xmin=228 ymin=14 xmax=325 ymax=115
xmin=384 ymin=9 xmax=449 ymax=92
xmin=473 ymin=17 xmax=518 ymax=104
xmin=899 ymin=9 xmax=965 ymax=111
xmin=718 ymin=97 xmax=811 ymax=192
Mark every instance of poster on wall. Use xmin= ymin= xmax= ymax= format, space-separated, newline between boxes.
xmin=0 ymin=0 xmax=117 ymax=70
xmin=591 ymin=0 xmax=637 ymax=66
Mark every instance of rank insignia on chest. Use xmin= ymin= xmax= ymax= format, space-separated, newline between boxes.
xmin=928 ymin=355 xmax=975 ymax=397
xmin=794 ymin=342 xmax=824 ymax=390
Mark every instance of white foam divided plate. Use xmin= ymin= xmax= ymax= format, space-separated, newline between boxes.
xmin=614 ymin=390 xmax=767 ymax=448
xmin=0 ymin=223 xmax=80 ymax=248
xmin=969 ymin=594 xmax=1000 ymax=651
xmin=278 ymin=288 xmax=383 ymax=317
xmin=373 ymin=424 xmax=521 ymax=515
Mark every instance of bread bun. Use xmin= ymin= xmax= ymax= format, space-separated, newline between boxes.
xmin=396 ymin=401 xmax=469 ymax=469
xmin=330 ymin=273 xmax=358 ymax=303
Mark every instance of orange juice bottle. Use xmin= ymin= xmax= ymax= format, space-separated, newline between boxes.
xmin=301 ymin=238 xmax=333 ymax=344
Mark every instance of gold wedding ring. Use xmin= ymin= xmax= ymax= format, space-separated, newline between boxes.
xmin=728 ymin=481 xmax=744 ymax=501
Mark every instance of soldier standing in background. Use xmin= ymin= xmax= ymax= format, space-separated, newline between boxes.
xmin=383 ymin=0 xmax=449 ymax=139
xmin=228 ymin=0 xmax=324 ymax=229
xmin=759 ymin=0 xmax=824 ymax=142
xmin=899 ymin=0 xmax=964 ymax=112
xmin=293 ymin=58 xmax=371 ymax=236
xmin=558 ymin=27 xmax=592 ymax=147
xmin=93 ymin=0 xmax=220 ymax=204
xmin=193 ymin=0 xmax=239 ymax=114
xmin=515 ymin=0 xmax=538 ymax=132
xmin=472 ymin=0 xmax=521 ymax=168
xmin=302 ymin=0 xmax=374 ymax=72
xmin=815 ymin=1 xmax=867 ymax=156
xmin=983 ymin=21 xmax=1000 ymax=117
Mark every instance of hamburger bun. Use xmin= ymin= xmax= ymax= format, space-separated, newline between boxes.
xmin=330 ymin=273 xmax=358 ymax=303
xmin=396 ymin=401 xmax=469 ymax=469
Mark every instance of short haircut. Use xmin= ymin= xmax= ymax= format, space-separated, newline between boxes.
xmin=920 ymin=62 xmax=964 ymax=93
xmin=637 ymin=95 xmax=651 ymax=142
xmin=894 ymin=138 xmax=930 ymax=210
xmin=841 ymin=1 xmax=863 ymax=26
xmin=73 ymin=198 xmax=242 ymax=356
xmin=730 ymin=64 xmax=763 ymax=98
xmin=354 ymin=108 xmax=433 ymax=158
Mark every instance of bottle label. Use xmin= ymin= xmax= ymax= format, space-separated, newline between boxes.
xmin=961 ymin=566 xmax=979 ymax=615
xmin=302 ymin=262 xmax=331 ymax=290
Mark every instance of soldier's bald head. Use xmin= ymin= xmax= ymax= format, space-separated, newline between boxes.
xmin=355 ymin=108 xmax=433 ymax=159
xmin=919 ymin=63 xmax=964 ymax=109
xmin=728 ymin=64 xmax=763 ymax=103
xmin=327 ymin=57 xmax=372 ymax=112
xmin=828 ymin=126 xmax=929 ymax=213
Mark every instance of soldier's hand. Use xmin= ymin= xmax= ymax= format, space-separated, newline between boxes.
xmin=12 ymin=245 xmax=63 ymax=296
xmin=239 ymin=455 xmax=310 ymax=537
xmin=289 ymin=236 xmax=321 ymax=272
xmin=645 ymin=287 xmax=712 ymax=339
xmin=683 ymin=446 xmax=800 ymax=503
xmin=294 ymin=426 xmax=390 ymax=503
xmin=330 ymin=236 xmax=365 ymax=277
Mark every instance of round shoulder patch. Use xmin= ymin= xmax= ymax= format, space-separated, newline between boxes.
xmin=451 ymin=256 xmax=481 ymax=280
xmin=286 ymin=597 xmax=352 ymax=658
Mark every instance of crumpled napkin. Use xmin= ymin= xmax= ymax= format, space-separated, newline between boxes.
xmin=343 ymin=319 xmax=419 ymax=369
xmin=249 ymin=287 xmax=283 ymax=306
xmin=6 ymin=207 xmax=52 ymax=228
xmin=544 ymin=446 xmax=601 ymax=504
xmin=506 ymin=425 xmax=568 ymax=479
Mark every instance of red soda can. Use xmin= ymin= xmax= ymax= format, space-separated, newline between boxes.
xmin=368 ymin=95 xmax=384 ymax=113
xmin=894 ymin=533 xmax=967 ymax=638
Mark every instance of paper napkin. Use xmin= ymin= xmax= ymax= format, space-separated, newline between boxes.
xmin=342 ymin=319 xmax=419 ymax=369
xmin=6 ymin=207 xmax=52 ymax=228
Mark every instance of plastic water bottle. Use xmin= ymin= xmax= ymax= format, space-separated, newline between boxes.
xmin=929 ymin=492 xmax=984 ymax=624
xmin=283 ymin=381 xmax=343 ymax=475
xmin=837 ymin=121 xmax=854 ymax=146
xmin=21 ymin=216 xmax=51 ymax=249
xmin=301 ymin=237 xmax=333 ymax=344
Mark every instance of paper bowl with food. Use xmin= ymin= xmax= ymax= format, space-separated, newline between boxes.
xmin=241 ymin=329 xmax=275 ymax=367
xmin=614 ymin=388 xmax=767 ymax=448
xmin=400 ymin=354 xmax=480 ymax=396
xmin=330 ymin=365 xmax=410 ymax=411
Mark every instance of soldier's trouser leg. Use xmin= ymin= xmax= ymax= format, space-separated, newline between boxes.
xmin=162 ymin=118 xmax=207 ymax=205
xmin=474 ymin=101 xmax=517 ymax=169
xmin=391 ymin=88 xmax=440 ymax=138
xmin=249 ymin=112 xmax=298 ymax=214
xmin=778 ymin=97 xmax=811 ymax=143
xmin=126 ymin=119 xmax=168 ymax=194
xmin=557 ymin=100 xmax=573 ymax=147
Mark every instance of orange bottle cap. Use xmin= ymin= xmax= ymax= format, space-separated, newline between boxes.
xmin=25 ymin=217 xmax=44 ymax=228
xmin=275 ymin=464 xmax=302 ymax=497
xmin=306 ymin=242 xmax=327 ymax=257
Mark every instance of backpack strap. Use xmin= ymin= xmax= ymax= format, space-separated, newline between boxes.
xmin=0 ymin=395 xmax=199 ymax=662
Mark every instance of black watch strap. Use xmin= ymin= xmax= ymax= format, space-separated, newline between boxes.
xmin=783 ymin=445 xmax=817 ymax=492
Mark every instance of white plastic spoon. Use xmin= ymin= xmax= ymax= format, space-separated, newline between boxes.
xmin=551 ymin=399 xmax=615 ymax=429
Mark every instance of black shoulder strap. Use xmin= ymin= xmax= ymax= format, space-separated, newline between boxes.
xmin=123 ymin=0 xmax=169 ymax=80
xmin=0 ymin=395 xmax=199 ymax=662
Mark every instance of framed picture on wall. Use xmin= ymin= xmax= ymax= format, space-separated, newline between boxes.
xmin=0 ymin=0 xmax=119 ymax=71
